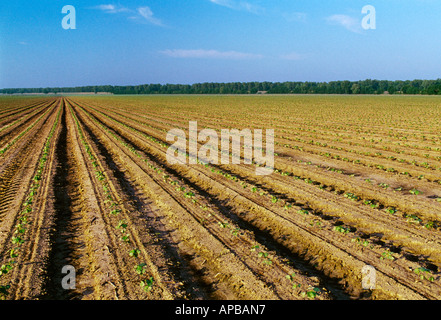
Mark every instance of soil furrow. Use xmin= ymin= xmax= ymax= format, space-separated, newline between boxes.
xmin=69 ymin=99 xmax=354 ymax=296
xmin=74 ymin=99 xmax=438 ymax=296
xmin=3 ymin=95 xmax=440 ymax=301
xmin=71 ymin=100 xmax=309 ymax=300
xmin=40 ymin=101 xmax=104 ymax=299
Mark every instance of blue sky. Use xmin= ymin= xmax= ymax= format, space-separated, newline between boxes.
xmin=1 ymin=0 xmax=440 ymax=88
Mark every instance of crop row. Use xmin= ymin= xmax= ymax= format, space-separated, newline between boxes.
xmin=141 ymin=107 xmax=441 ymax=185
xmin=0 ymin=105 xmax=61 ymax=299
xmin=84 ymin=100 xmax=441 ymax=229
xmin=72 ymin=100 xmax=332 ymax=299
xmin=68 ymin=103 xmax=159 ymax=295
xmin=74 ymin=100 xmax=440 ymax=299
xmin=0 ymin=105 xmax=54 ymax=156
xmin=91 ymin=98 xmax=441 ymax=168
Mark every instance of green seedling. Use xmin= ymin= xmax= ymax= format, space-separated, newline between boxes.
xmin=256 ymin=251 xmax=272 ymax=265
xmin=386 ymin=207 xmax=397 ymax=215
xmin=424 ymin=221 xmax=435 ymax=229
xmin=0 ymin=285 xmax=11 ymax=299
xmin=231 ymin=228 xmax=240 ymax=236
xmin=414 ymin=267 xmax=434 ymax=282
xmin=333 ymin=225 xmax=350 ymax=234
xmin=352 ymin=237 xmax=370 ymax=247
xmin=19 ymin=215 xmax=28 ymax=224
xmin=380 ymin=250 xmax=395 ymax=261
xmin=306 ymin=288 xmax=321 ymax=299
xmin=410 ymin=188 xmax=422 ymax=195
xmin=95 ymin=171 xmax=105 ymax=181
xmin=344 ymin=193 xmax=359 ymax=201
xmin=297 ymin=209 xmax=309 ymax=215
xmin=286 ymin=273 xmax=296 ymax=281
xmin=405 ymin=214 xmax=422 ymax=224
xmin=310 ymin=219 xmax=322 ymax=228
xmin=22 ymin=206 xmax=32 ymax=214
xmin=0 ymin=263 xmax=14 ymax=276
xmin=286 ymin=273 xmax=301 ymax=289
xmin=11 ymin=236 xmax=24 ymax=245
xmin=116 ymin=220 xmax=128 ymax=231
xmin=369 ymin=202 xmax=379 ymax=209
xmin=299 ymin=288 xmax=320 ymax=299
xmin=250 ymin=245 xmax=260 ymax=252
xmin=140 ymin=277 xmax=154 ymax=292
xmin=134 ymin=263 xmax=147 ymax=275
xmin=120 ymin=234 xmax=130 ymax=243
xmin=129 ymin=249 xmax=141 ymax=258
xmin=15 ymin=225 xmax=26 ymax=234
xmin=184 ymin=191 xmax=195 ymax=198
xmin=9 ymin=248 xmax=19 ymax=259
xmin=218 ymin=222 xmax=229 ymax=229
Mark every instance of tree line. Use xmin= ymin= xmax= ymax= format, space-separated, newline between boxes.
xmin=1 ymin=79 xmax=441 ymax=95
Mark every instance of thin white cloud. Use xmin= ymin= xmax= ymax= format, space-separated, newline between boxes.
xmin=136 ymin=6 xmax=163 ymax=26
xmin=96 ymin=4 xmax=115 ymax=11
xmin=18 ymin=41 xmax=29 ymax=46
xmin=209 ymin=0 xmax=264 ymax=14
xmin=92 ymin=4 xmax=164 ymax=26
xmin=209 ymin=0 xmax=233 ymax=7
xmin=160 ymin=49 xmax=264 ymax=60
xmin=326 ymin=14 xmax=362 ymax=33
xmin=280 ymin=52 xmax=305 ymax=61
xmin=94 ymin=4 xmax=129 ymax=14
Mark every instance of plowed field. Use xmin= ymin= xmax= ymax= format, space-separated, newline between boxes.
xmin=1 ymin=95 xmax=440 ymax=300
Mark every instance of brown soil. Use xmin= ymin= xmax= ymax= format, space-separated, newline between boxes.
xmin=1 ymin=97 xmax=440 ymax=301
